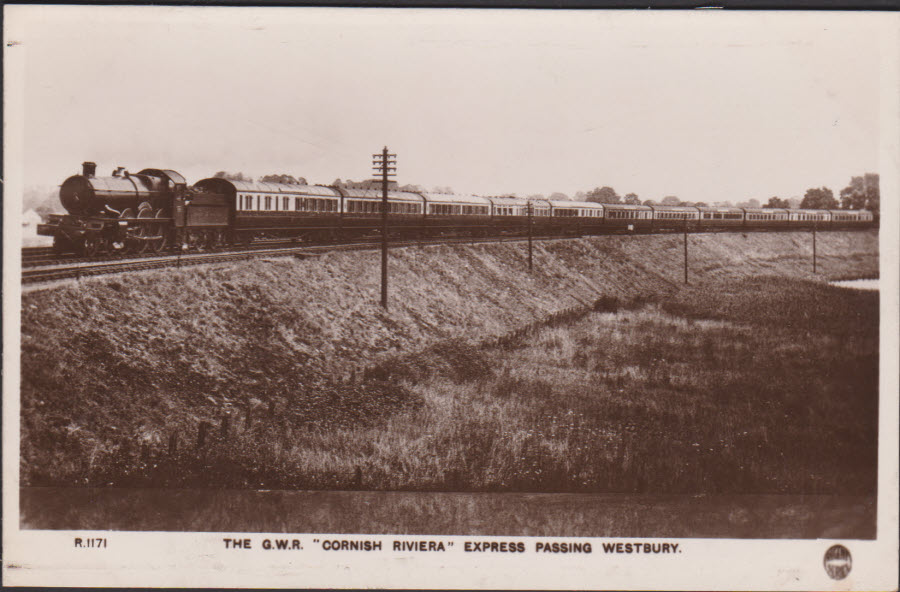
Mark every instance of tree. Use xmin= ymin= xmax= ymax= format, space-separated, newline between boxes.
xmin=213 ymin=171 xmax=249 ymax=181
xmin=660 ymin=196 xmax=681 ymax=206
xmin=623 ymin=192 xmax=640 ymax=205
xmin=764 ymin=196 xmax=790 ymax=208
xmin=800 ymin=187 xmax=838 ymax=210
xmin=260 ymin=174 xmax=306 ymax=185
xmin=549 ymin=192 xmax=570 ymax=201
xmin=840 ymin=173 xmax=879 ymax=213
xmin=694 ymin=202 xmax=708 ymax=207
xmin=642 ymin=199 xmax=656 ymax=206
xmin=736 ymin=198 xmax=761 ymax=209
xmin=585 ymin=186 xmax=621 ymax=204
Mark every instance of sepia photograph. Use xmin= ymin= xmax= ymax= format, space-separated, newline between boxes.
xmin=3 ymin=6 xmax=898 ymax=589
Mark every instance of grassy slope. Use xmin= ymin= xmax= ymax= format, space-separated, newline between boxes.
xmin=20 ymin=230 xmax=878 ymax=490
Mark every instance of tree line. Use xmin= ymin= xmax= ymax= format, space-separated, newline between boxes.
xmin=542 ymin=173 xmax=878 ymax=213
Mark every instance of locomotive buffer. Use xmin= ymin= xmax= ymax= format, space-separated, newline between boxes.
xmin=372 ymin=147 xmax=396 ymax=309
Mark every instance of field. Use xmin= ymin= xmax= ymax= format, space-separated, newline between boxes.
xmin=19 ymin=230 xmax=878 ymax=497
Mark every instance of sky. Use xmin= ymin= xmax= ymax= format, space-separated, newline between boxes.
xmin=4 ymin=7 xmax=891 ymax=205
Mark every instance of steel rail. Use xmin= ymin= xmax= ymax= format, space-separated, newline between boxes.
xmin=21 ymin=234 xmax=574 ymax=285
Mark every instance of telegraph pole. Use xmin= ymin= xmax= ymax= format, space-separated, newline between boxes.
xmin=683 ymin=214 xmax=689 ymax=284
xmin=372 ymin=147 xmax=396 ymax=309
xmin=813 ymin=219 xmax=817 ymax=274
xmin=527 ymin=202 xmax=533 ymax=272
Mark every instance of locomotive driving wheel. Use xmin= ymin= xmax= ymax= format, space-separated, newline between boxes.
xmin=134 ymin=208 xmax=154 ymax=254
xmin=148 ymin=209 xmax=169 ymax=253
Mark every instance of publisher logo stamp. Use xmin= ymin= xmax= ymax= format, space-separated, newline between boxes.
xmin=823 ymin=545 xmax=852 ymax=580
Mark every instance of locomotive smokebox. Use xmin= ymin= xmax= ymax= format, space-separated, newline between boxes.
xmin=82 ymin=161 xmax=96 ymax=177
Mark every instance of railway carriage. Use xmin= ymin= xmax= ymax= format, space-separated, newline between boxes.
xmin=549 ymin=200 xmax=604 ymax=235
xmin=420 ymin=192 xmax=491 ymax=235
xmin=648 ymin=205 xmax=701 ymax=232
xmin=193 ymin=177 xmax=342 ymax=245
xmin=787 ymin=209 xmax=830 ymax=230
xmin=485 ymin=196 xmax=535 ymax=235
xmin=336 ymin=187 xmax=424 ymax=238
xmin=697 ymin=206 xmax=745 ymax=230
xmin=829 ymin=209 xmax=874 ymax=229
xmin=743 ymin=208 xmax=792 ymax=230
xmin=601 ymin=203 xmax=654 ymax=232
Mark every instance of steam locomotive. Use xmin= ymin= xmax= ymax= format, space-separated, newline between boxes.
xmin=38 ymin=162 xmax=876 ymax=256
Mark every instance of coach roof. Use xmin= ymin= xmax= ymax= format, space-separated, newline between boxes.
xmin=418 ymin=192 xmax=490 ymax=205
xmin=338 ymin=187 xmax=424 ymax=202
xmin=198 ymin=178 xmax=342 ymax=198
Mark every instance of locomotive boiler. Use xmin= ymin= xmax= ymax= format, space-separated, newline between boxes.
xmin=59 ymin=161 xmax=183 ymax=216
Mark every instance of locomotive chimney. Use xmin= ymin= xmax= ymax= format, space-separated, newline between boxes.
xmin=82 ymin=161 xmax=96 ymax=177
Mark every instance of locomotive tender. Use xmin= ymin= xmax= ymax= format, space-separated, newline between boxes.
xmin=38 ymin=162 xmax=876 ymax=256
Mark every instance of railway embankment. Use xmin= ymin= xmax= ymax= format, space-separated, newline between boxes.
xmin=20 ymin=230 xmax=878 ymax=492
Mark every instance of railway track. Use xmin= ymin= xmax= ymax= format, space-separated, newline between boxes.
xmin=20 ymin=234 xmax=569 ymax=285
xmin=20 ymin=227 xmax=871 ymax=285
xmin=21 ymin=238 xmax=326 ymax=268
